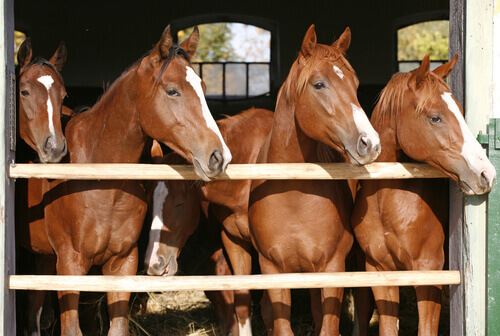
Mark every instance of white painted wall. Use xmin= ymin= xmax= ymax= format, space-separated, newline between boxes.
xmin=464 ymin=1 xmax=494 ymax=335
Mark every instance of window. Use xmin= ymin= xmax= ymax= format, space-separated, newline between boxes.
xmin=397 ymin=20 xmax=449 ymax=72
xmin=14 ymin=30 xmax=27 ymax=66
xmin=178 ymin=23 xmax=271 ymax=101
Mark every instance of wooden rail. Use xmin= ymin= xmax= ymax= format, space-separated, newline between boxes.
xmin=9 ymin=271 xmax=460 ymax=292
xmin=9 ymin=162 xmax=447 ymax=180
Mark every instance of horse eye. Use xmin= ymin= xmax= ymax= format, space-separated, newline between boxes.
xmin=313 ymin=82 xmax=325 ymax=90
xmin=20 ymin=90 xmax=30 ymax=96
xmin=175 ymin=203 xmax=184 ymax=208
xmin=429 ymin=116 xmax=442 ymax=123
xmin=166 ymin=89 xmax=180 ymax=97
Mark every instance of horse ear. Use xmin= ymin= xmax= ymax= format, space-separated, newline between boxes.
xmin=49 ymin=41 xmax=67 ymax=72
xmin=332 ymin=27 xmax=351 ymax=53
xmin=416 ymin=53 xmax=431 ymax=87
xmin=153 ymin=25 xmax=173 ymax=60
xmin=18 ymin=38 xmax=32 ymax=71
xmin=433 ymin=53 xmax=458 ymax=80
xmin=151 ymin=140 xmax=164 ymax=163
xmin=180 ymin=26 xmax=199 ymax=59
xmin=301 ymin=25 xmax=317 ymax=57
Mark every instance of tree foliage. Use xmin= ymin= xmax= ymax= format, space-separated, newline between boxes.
xmin=179 ymin=23 xmax=237 ymax=62
xmin=398 ymin=20 xmax=449 ymax=61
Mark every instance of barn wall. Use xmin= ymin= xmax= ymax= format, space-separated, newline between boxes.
xmin=14 ymin=0 xmax=448 ymax=113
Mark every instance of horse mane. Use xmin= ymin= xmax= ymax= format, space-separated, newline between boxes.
xmin=375 ymin=70 xmax=448 ymax=124
xmin=281 ymin=44 xmax=354 ymax=104
xmin=83 ymin=44 xmax=190 ymax=115
xmin=17 ymin=57 xmax=65 ymax=85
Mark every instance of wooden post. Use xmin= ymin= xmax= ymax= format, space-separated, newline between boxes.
xmin=449 ymin=0 xmax=465 ymax=335
xmin=464 ymin=1 xmax=494 ymax=335
xmin=0 ymin=0 xmax=16 ymax=335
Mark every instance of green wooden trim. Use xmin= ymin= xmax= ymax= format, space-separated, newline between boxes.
xmin=487 ymin=119 xmax=500 ymax=335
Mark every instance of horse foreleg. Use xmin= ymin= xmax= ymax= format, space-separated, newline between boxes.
xmin=366 ymin=259 xmax=399 ymax=336
xmin=310 ymin=288 xmax=322 ymax=335
xmin=415 ymin=285 xmax=442 ymax=336
xmin=205 ymin=247 xmax=238 ymax=336
xmin=102 ymin=246 xmax=138 ymax=336
xmin=56 ymin=252 xmax=90 ymax=336
xmin=259 ymin=254 xmax=294 ymax=336
xmin=221 ymin=230 xmax=253 ymax=336
xmin=261 ymin=291 xmax=273 ymax=335
xmin=318 ymin=258 xmax=346 ymax=336
xmin=352 ymin=286 xmax=374 ymax=336
xmin=26 ymin=255 xmax=56 ymax=336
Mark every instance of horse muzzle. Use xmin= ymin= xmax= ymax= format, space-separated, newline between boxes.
xmin=38 ymin=136 xmax=67 ymax=163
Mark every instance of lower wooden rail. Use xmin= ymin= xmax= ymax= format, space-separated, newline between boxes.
xmin=9 ymin=271 xmax=460 ymax=292
xmin=9 ymin=162 xmax=447 ymax=180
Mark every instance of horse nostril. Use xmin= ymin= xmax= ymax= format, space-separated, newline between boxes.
xmin=356 ymin=134 xmax=372 ymax=157
xmin=481 ymin=171 xmax=491 ymax=188
xmin=43 ymin=136 xmax=54 ymax=153
xmin=373 ymin=143 xmax=381 ymax=154
xmin=208 ymin=150 xmax=223 ymax=171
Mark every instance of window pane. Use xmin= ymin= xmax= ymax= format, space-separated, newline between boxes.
xmin=398 ymin=62 xmax=420 ymax=73
xmin=397 ymin=20 xmax=449 ymax=61
xmin=249 ymin=64 xmax=270 ymax=96
xmin=225 ymin=64 xmax=246 ymax=99
xmin=190 ymin=63 xmax=201 ymax=76
xmin=202 ymin=64 xmax=223 ymax=98
xmin=398 ymin=61 xmax=445 ymax=73
xmin=178 ymin=23 xmax=271 ymax=63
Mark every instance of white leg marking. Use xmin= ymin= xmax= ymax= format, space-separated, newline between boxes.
xmin=185 ymin=66 xmax=232 ymax=164
xmin=351 ymin=103 xmax=380 ymax=145
xmin=238 ymin=317 xmax=252 ymax=336
xmin=441 ymin=92 xmax=495 ymax=186
xmin=145 ymin=182 xmax=169 ymax=269
xmin=37 ymin=75 xmax=56 ymax=139
xmin=333 ymin=65 xmax=344 ymax=80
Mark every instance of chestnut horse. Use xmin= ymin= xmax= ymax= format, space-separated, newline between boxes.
xmin=145 ymin=107 xmax=274 ymax=335
xmin=17 ymin=37 xmax=67 ymax=163
xmin=15 ymin=38 xmax=68 ymax=336
xmin=248 ymin=25 xmax=380 ymax=336
xmin=35 ymin=26 xmax=231 ymax=336
xmin=351 ymin=54 xmax=496 ymax=335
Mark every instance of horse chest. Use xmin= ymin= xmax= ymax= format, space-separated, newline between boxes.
xmin=249 ymin=180 xmax=350 ymax=271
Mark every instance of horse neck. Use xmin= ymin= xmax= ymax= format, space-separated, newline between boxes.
xmin=67 ymin=70 xmax=147 ymax=163
xmin=266 ymin=97 xmax=317 ymax=163
xmin=371 ymin=104 xmax=408 ymax=162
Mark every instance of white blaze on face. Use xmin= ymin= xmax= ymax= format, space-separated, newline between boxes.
xmin=37 ymin=75 xmax=56 ymax=139
xmin=185 ymin=66 xmax=232 ymax=165
xmin=145 ymin=182 xmax=169 ymax=270
xmin=333 ymin=65 xmax=344 ymax=80
xmin=351 ymin=103 xmax=380 ymax=145
xmin=441 ymin=92 xmax=495 ymax=187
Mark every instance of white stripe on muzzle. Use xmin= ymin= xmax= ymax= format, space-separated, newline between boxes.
xmin=185 ymin=66 xmax=232 ymax=165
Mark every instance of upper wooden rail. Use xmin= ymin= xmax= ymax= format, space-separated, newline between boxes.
xmin=10 ymin=271 xmax=460 ymax=292
xmin=9 ymin=163 xmax=447 ymax=180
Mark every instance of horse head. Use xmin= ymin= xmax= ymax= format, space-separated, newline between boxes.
xmin=285 ymin=25 xmax=380 ymax=164
xmin=135 ymin=26 xmax=232 ymax=181
xmin=17 ymin=38 xmax=67 ymax=163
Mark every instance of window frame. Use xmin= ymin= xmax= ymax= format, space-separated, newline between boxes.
xmin=171 ymin=14 xmax=279 ymax=102
xmin=393 ymin=10 xmax=449 ymax=73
